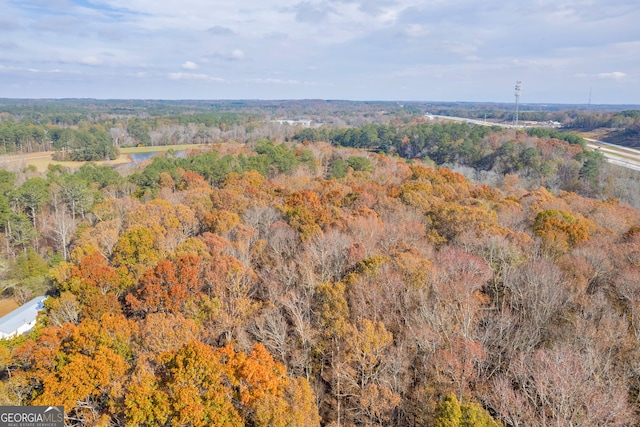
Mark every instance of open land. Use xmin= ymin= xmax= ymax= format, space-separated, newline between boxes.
xmin=0 ymin=144 xmax=209 ymax=172
xmin=0 ymin=298 xmax=19 ymax=318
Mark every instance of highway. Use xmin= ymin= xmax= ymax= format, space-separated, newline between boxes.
xmin=584 ymin=138 xmax=640 ymax=172
xmin=425 ymin=114 xmax=516 ymax=128
xmin=426 ymin=114 xmax=640 ymax=172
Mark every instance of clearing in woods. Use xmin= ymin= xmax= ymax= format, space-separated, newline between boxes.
xmin=0 ymin=144 xmax=208 ymax=172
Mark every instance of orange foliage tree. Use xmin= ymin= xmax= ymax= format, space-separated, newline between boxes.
xmin=126 ymin=341 xmax=319 ymax=427
xmin=126 ymin=254 xmax=203 ymax=316
xmin=533 ymin=209 xmax=595 ymax=256
xmin=282 ymin=190 xmax=332 ymax=241
xmin=50 ymin=251 xmax=132 ymax=320
xmin=12 ymin=313 xmax=136 ymax=425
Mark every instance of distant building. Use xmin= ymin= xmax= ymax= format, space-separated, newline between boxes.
xmin=274 ymin=119 xmax=313 ymax=127
xmin=0 ymin=296 xmax=47 ymax=339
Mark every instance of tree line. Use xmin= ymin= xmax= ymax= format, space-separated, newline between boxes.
xmin=294 ymin=122 xmax=614 ymax=199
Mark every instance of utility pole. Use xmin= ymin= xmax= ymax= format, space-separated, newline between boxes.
xmin=587 ymin=86 xmax=593 ymax=128
xmin=514 ymin=81 xmax=522 ymax=128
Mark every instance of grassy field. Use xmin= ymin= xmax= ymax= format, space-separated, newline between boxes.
xmin=0 ymin=144 xmax=208 ymax=172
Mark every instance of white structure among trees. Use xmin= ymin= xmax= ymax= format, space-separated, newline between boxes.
xmin=0 ymin=296 xmax=47 ymax=339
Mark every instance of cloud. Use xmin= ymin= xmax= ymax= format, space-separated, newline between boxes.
xmin=181 ymin=61 xmax=199 ymax=70
xmin=0 ymin=18 xmax=20 ymax=31
xmin=441 ymin=40 xmax=479 ymax=57
xmin=598 ymin=71 xmax=627 ymax=80
xmin=291 ymin=1 xmax=336 ymax=23
xmin=98 ymin=28 xmax=126 ymax=41
xmin=0 ymin=41 xmax=20 ymax=49
xmin=230 ymin=49 xmax=245 ymax=60
xmin=207 ymin=26 xmax=236 ymax=36
xmin=2 ymin=0 xmax=639 ymax=102
xmin=403 ymin=24 xmax=428 ymax=38
xmin=168 ymin=72 xmax=225 ymax=82
xmin=80 ymin=56 xmax=103 ymax=65
xmin=24 ymin=0 xmax=73 ymax=10
xmin=0 ymin=64 xmax=66 ymax=74
xmin=577 ymin=71 xmax=629 ymax=81
xmin=264 ymin=32 xmax=288 ymax=40
xmin=210 ymin=49 xmax=245 ymax=61
xmin=247 ymin=78 xmax=319 ymax=86
xmin=30 ymin=16 xmax=87 ymax=34
xmin=27 ymin=68 xmax=63 ymax=73
xmin=356 ymin=0 xmax=397 ymax=17
xmin=248 ymin=78 xmax=301 ymax=85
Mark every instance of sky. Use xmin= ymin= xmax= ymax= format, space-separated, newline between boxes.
xmin=0 ymin=0 xmax=638 ymax=104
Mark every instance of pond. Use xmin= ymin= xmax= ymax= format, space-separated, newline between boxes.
xmin=115 ymin=149 xmax=188 ymax=169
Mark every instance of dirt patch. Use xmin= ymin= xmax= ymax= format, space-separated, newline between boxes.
xmin=0 ymin=298 xmax=19 ymax=318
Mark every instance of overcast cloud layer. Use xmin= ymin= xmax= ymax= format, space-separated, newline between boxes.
xmin=0 ymin=0 xmax=638 ymax=103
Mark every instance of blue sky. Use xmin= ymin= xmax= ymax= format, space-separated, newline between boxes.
xmin=0 ymin=0 xmax=638 ymax=104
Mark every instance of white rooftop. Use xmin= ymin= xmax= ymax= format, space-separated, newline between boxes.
xmin=0 ymin=296 xmax=47 ymax=338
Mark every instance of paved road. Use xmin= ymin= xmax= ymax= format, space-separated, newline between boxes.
xmin=426 ymin=114 xmax=516 ymax=128
xmin=584 ymin=138 xmax=640 ymax=172
xmin=427 ymin=114 xmax=640 ymax=172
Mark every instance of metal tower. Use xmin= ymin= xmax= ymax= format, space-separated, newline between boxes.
xmin=514 ymin=81 xmax=522 ymax=127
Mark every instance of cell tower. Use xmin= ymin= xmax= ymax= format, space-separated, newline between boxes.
xmin=514 ymin=81 xmax=522 ymax=127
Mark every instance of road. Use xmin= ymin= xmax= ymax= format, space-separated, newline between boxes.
xmin=426 ymin=114 xmax=640 ymax=172
xmin=584 ymin=138 xmax=640 ymax=172
xmin=425 ymin=114 xmax=516 ymax=128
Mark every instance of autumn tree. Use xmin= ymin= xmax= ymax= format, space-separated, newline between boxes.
xmin=435 ymin=393 xmax=500 ymax=427
xmin=124 ymin=199 xmax=198 ymax=252
xmin=126 ymin=341 xmax=319 ymax=427
xmin=282 ymin=190 xmax=332 ymax=241
xmin=112 ymin=226 xmax=163 ymax=277
xmin=51 ymin=250 xmax=129 ymax=320
xmin=533 ymin=209 xmax=594 ymax=256
xmin=12 ymin=313 xmax=136 ymax=424
xmin=126 ymin=254 xmax=203 ymax=316
xmin=125 ymin=341 xmax=242 ymax=427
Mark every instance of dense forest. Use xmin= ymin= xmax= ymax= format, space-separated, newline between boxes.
xmin=2 ymin=101 xmax=640 ymax=426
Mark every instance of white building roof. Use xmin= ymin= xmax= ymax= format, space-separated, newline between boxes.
xmin=0 ymin=296 xmax=47 ymax=337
